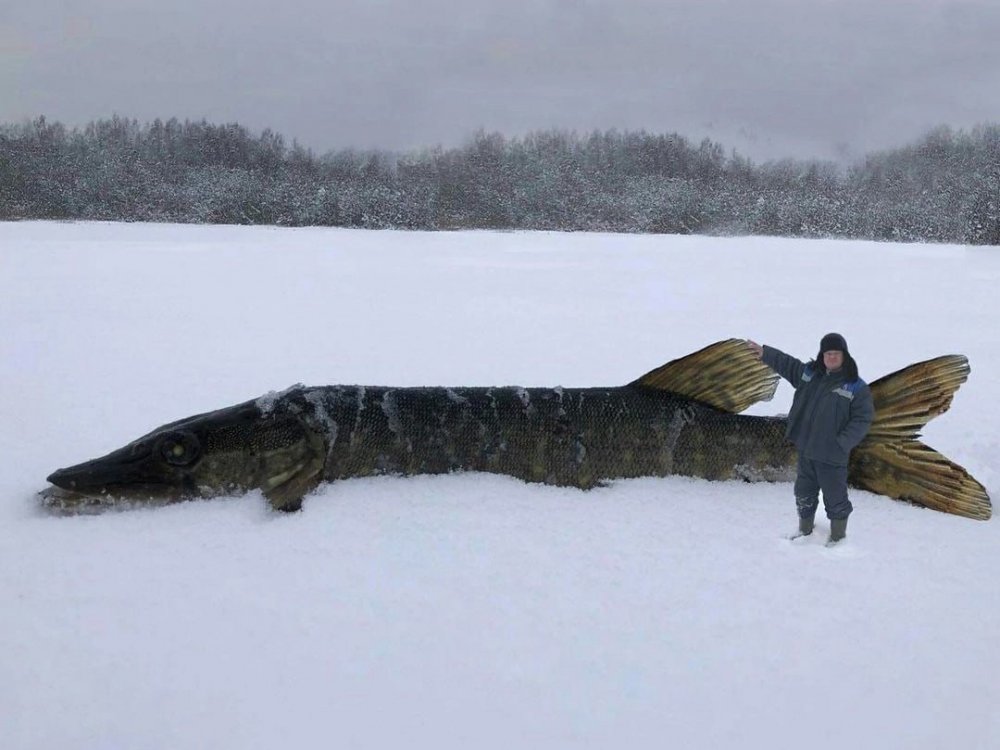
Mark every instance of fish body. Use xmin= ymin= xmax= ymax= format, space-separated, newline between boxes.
xmin=42 ymin=340 xmax=992 ymax=520
xmin=44 ymin=382 xmax=793 ymax=513
xmin=291 ymin=383 xmax=793 ymax=489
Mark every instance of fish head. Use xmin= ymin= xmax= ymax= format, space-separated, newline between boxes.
xmin=43 ymin=397 xmax=326 ymax=513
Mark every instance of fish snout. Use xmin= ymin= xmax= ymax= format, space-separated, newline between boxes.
xmin=46 ymin=460 xmax=121 ymax=493
xmin=45 ymin=447 xmax=154 ymax=494
xmin=46 ymin=466 xmax=77 ymax=490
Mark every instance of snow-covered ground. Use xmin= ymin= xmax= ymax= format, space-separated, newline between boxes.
xmin=2 ymin=221 xmax=998 ymax=750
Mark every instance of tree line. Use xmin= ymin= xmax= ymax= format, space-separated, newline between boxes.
xmin=1 ymin=115 xmax=998 ymax=245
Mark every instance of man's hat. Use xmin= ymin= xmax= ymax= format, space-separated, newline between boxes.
xmin=820 ymin=333 xmax=848 ymax=354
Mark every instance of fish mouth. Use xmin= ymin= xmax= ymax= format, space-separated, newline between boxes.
xmin=47 ymin=451 xmax=154 ymax=493
xmin=37 ymin=484 xmax=182 ymax=515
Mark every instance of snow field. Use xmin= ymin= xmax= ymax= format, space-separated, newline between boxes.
xmin=1 ymin=222 xmax=998 ymax=749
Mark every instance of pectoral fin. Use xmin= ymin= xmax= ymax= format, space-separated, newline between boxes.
xmin=263 ymin=459 xmax=324 ymax=512
xmin=259 ymin=419 xmax=327 ymax=512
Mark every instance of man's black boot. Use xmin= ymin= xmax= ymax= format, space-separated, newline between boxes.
xmin=827 ymin=517 xmax=848 ymax=545
xmin=790 ymin=515 xmax=814 ymax=540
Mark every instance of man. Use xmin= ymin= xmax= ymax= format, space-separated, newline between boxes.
xmin=747 ymin=334 xmax=875 ymax=544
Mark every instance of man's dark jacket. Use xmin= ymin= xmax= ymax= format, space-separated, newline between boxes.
xmin=762 ymin=345 xmax=875 ymax=466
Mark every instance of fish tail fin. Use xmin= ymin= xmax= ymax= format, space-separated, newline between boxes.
xmin=849 ymin=355 xmax=991 ymax=520
xmin=631 ymin=338 xmax=779 ymax=413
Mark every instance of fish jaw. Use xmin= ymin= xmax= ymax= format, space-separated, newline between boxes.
xmin=37 ymin=484 xmax=188 ymax=514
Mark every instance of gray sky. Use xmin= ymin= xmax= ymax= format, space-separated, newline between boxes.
xmin=3 ymin=0 xmax=1000 ymax=161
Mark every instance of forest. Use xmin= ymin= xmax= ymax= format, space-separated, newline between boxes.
xmin=1 ymin=115 xmax=998 ymax=245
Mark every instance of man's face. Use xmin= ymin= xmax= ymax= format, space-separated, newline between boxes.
xmin=824 ymin=350 xmax=844 ymax=371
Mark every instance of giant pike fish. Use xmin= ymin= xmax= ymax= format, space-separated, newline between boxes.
xmin=41 ymin=340 xmax=991 ymax=520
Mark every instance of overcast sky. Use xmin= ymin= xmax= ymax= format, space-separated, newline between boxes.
xmin=3 ymin=0 xmax=1000 ymax=161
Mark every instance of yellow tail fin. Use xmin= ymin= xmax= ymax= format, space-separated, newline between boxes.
xmin=849 ymin=355 xmax=991 ymax=520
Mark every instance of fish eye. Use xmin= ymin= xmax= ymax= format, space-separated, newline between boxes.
xmin=158 ymin=431 xmax=201 ymax=467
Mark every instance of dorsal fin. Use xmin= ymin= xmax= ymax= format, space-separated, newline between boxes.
xmin=630 ymin=339 xmax=779 ymax=413
xmin=865 ymin=355 xmax=970 ymax=442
